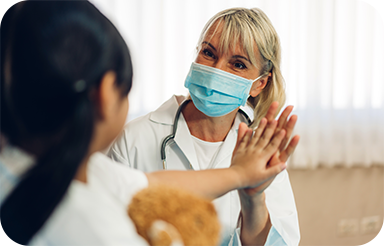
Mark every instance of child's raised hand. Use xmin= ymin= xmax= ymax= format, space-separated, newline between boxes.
xmin=230 ymin=120 xmax=287 ymax=189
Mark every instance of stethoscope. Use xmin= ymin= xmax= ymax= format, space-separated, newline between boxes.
xmin=160 ymin=99 xmax=252 ymax=169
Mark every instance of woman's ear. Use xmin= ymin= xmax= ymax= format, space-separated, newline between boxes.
xmin=249 ymin=72 xmax=271 ymax=97
xmin=94 ymin=71 xmax=117 ymax=120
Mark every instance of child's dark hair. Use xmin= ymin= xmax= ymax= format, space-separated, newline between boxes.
xmin=0 ymin=1 xmax=133 ymax=244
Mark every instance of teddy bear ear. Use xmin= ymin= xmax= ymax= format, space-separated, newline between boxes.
xmin=147 ymin=220 xmax=184 ymax=246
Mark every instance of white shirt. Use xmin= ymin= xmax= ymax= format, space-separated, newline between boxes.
xmin=191 ymin=136 xmax=223 ymax=170
xmin=0 ymin=146 xmax=149 ymax=246
xmin=108 ymin=95 xmax=301 ymax=246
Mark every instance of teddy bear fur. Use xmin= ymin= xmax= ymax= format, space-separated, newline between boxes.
xmin=128 ymin=184 xmax=221 ymax=246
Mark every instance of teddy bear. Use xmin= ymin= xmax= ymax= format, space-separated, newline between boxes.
xmin=128 ymin=184 xmax=221 ymax=246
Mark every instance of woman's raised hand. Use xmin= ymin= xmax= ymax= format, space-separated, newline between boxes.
xmin=264 ymin=102 xmax=300 ymax=163
xmin=238 ymin=102 xmax=300 ymax=196
xmin=230 ymin=120 xmax=287 ymax=189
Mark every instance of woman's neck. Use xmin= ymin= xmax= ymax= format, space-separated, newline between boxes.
xmin=182 ymin=101 xmax=237 ymax=142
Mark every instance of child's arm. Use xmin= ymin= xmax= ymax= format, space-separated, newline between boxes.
xmin=145 ymin=118 xmax=286 ymax=200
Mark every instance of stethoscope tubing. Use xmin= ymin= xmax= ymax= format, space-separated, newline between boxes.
xmin=160 ymin=99 xmax=191 ymax=169
xmin=160 ymin=99 xmax=252 ymax=169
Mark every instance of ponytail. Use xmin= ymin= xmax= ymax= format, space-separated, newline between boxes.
xmin=1 ymin=96 xmax=94 ymax=244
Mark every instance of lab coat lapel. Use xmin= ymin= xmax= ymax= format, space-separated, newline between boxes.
xmin=149 ymin=96 xmax=179 ymax=125
xmin=173 ymin=113 xmax=200 ymax=170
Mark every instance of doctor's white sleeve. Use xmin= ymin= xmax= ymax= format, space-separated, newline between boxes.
xmin=227 ymin=226 xmax=288 ymax=246
xmin=227 ymin=170 xmax=300 ymax=246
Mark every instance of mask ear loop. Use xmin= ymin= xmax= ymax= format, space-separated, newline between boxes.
xmin=250 ymin=60 xmax=272 ymax=83
xmin=251 ymin=74 xmax=264 ymax=83
xmin=250 ymin=72 xmax=269 ymax=83
xmin=245 ymin=60 xmax=273 ymax=126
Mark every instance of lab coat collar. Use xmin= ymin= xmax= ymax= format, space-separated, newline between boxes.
xmin=174 ymin=105 xmax=246 ymax=171
xmin=149 ymin=95 xmax=249 ymax=170
xmin=173 ymin=113 xmax=200 ymax=170
xmin=149 ymin=95 xmax=183 ymax=125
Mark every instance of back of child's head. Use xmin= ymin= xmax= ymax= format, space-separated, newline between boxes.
xmin=0 ymin=1 xmax=133 ymax=244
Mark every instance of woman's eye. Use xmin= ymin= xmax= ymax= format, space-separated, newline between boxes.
xmin=234 ymin=62 xmax=246 ymax=69
xmin=203 ymin=49 xmax=215 ymax=59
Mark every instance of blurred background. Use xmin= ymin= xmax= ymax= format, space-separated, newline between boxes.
xmin=1 ymin=0 xmax=384 ymax=245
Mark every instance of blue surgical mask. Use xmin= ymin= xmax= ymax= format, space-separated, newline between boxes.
xmin=184 ymin=62 xmax=264 ymax=117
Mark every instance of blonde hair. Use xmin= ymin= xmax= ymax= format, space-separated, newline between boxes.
xmin=197 ymin=8 xmax=285 ymax=128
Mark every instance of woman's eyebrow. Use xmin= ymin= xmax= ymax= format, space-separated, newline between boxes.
xmin=202 ymin=41 xmax=216 ymax=51
xmin=202 ymin=42 xmax=250 ymax=62
xmin=232 ymin=55 xmax=250 ymax=62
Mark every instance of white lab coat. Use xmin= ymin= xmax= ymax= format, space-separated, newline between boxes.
xmin=0 ymin=147 xmax=149 ymax=245
xmin=108 ymin=95 xmax=300 ymax=246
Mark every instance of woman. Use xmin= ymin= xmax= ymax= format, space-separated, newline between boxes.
xmin=108 ymin=7 xmax=300 ymax=246
xmin=0 ymin=1 xmax=287 ymax=245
